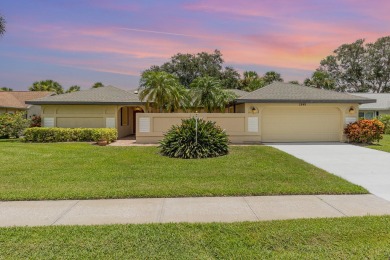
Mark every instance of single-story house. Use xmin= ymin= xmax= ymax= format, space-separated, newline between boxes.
xmin=27 ymin=83 xmax=375 ymax=143
xmin=0 ymin=91 xmax=54 ymax=118
xmin=351 ymin=93 xmax=390 ymax=119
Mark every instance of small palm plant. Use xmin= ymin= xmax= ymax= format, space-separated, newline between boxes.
xmin=159 ymin=117 xmax=229 ymax=159
xmin=190 ymin=76 xmax=236 ymax=112
xmin=139 ymin=71 xmax=189 ymax=112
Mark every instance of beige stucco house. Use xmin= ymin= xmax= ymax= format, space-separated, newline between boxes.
xmin=27 ymin=83 xmax=375 ymax=143
xmin=351 ymin=93 xmax=390 ymax=119
xmin=0 ymin=91 xmax=54 ymax=118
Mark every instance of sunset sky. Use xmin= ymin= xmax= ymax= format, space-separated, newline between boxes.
xmin=1 ymin=0 xmax=389 ymax=91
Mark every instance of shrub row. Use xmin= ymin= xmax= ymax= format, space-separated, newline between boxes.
xmin=344 ymin=119 xmax=384 ymax=143
xmin=23 ymin=127 xmax=118 ymax=143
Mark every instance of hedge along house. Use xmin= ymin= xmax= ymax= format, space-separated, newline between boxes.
xmin=28 ymin=83 xmax=375 ymax=142
xmin=26 ymin=86 xmax=147 ymax=138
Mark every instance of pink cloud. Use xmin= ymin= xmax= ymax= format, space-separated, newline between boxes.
xmin=184 ymin=0 xmax=303 ymax=18
xmin=7 ymin=2 xmax=390 ymax=82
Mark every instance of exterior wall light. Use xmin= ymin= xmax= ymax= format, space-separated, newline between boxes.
xmin=349 ymin=106 xmax=355 ymax=114
xmin=250 ymin=106 xmax=259 ymax=114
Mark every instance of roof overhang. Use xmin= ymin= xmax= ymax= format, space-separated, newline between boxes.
xmin=235 ymin=99 xmax=376 ymax=104
xmin=25 ymin=101 xmax=146 ymax=105
xmin=0 ymin=106 xmax=27 ymax=110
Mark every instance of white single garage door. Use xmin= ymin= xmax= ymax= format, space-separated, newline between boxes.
xmin=262 ymin=106 xmax=341 ymax=142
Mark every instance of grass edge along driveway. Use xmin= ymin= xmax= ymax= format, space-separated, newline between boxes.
xmin=0 ymin=140 xmax=367 ymax=200
xmin=368 ymin=134 xmax=390 ymax=153
xmin=1 ymin=216 xmax=389 ymax=258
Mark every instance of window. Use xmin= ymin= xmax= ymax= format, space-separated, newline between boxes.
xmin=121 ymin=107 xmax=128 ymax=126
xmin=365 ymin=112 xmax=374 ymax=119
xmin=359 ymin=111 xmax=376 ymax=119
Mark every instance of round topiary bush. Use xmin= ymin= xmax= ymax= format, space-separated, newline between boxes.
xmin=159 ymin=117 xmax=229 ymax=159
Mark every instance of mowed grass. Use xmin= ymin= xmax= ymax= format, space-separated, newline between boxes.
xmin=1 ymin=216 xmax=390 ymax=259
xmin=0 ymin=140 xmax=366 ymax=200
xmin=368 ymin=134 xmax=390 ymax=153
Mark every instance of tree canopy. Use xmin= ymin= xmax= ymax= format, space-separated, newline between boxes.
xmin=92 ymin=82 xmax=105 ymax=88
xmin=142 ymin=50 xmax=287 ymax=92
xmin=28 ymin=80 xmax=83 ymax=94
xmin=190 ymin=76 xmax=236 ymax=112
xmin=29 ymin=80 xmax=64 ymax=94
xmin=139 ymin=71 xmax=189 ymax=112
xmin=239 ymin=70 xmax=285 ymax=91
xmin=0 ymin=14 xmax=5 ymax=36
xmin=240 ymin=71 xmax=265 ymax=91
xmin=0 ymin=87 xmax=13 ymax=91
xmin=305 ymin=36 xmax=390 ymax=93
xmin=65 ymin=85 xmax=81 ymax=93
xmin=304 ymin=70 xmax=336 ymax=90
xmin=142 ymin=50 xmax=241 ymax=89
xmin=288 ymin=80 xmax=300 ymax=85
xmin=263 ymin=71 xmax=284 ymax=85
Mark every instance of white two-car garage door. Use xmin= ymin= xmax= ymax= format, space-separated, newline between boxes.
xmin=261 ymin=106 xmax=341 ymax=142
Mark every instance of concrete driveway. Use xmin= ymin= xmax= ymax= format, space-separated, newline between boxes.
xmin=268 ymin=143 xmax=390 ymax=201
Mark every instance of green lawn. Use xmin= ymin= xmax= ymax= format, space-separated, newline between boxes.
xmin=0 ymin=140 xmax=366 ymax=200
xmin=368 ymin=134 xmax=390 ymax=152
xmin=1 ymin=216 xmax=390 ymax=258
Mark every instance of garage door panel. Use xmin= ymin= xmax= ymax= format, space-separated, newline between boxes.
xmin=262 ymin=107 xmax=341 ymax=142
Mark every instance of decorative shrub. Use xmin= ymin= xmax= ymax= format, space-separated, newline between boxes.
xmin=159 ymin=117 xmax=229 ymax=159
xmin=23 ymin=127 xmax=118 ymax=143
xmin=379 ymin=114 xmax=390 ymax=134
xmin=344 ymin=119 xmax=384 ymax=143
xmin=29 ymin=115 xmax=41 ymax=127
xmin=91 ymin=128 xmax=118 ymax=142
xmin=0 ymin=112 xmax=29 ymax=139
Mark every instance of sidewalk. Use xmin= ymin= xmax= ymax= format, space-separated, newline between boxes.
xmin=2 ymin=195 xmax=390 ymax=227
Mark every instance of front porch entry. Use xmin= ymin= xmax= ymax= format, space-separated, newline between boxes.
xmin=117 ymin=106 xmax=144 ymax=138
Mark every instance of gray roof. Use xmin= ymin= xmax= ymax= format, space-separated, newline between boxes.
xmin=26 ymin=83 xmax=375 ymax=106
xmin=236 ymin=82 xmax=375 ymax=104
xmin=351 ymin=93 xmax=390 ymax=110
xmin=26 ymin=86 xmax=144 ymax=105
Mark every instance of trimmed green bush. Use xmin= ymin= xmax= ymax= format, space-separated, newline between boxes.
xmin=159 ymin=117 xmax=229 ymax=159
xmin=379 ymin=114 xmax=390 ymax=134
xmin=23 ymin=127 xmax=118 ymax=143
xmin=0 ymin=112 xmax=29 ymax=139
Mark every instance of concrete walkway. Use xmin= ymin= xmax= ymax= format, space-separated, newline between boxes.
xmin=109 ymin=135 xmax=158 ymax=147
xmin=1 ymin=195 xmax=390 ymax=227
xmin=269 ymin=143 xmax=390 ymax=201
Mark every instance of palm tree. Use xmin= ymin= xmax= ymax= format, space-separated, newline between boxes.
xmin=190 ymin=76 xmax=235 ymax=112
xmin=66 ymin=85 xmax=81 ymax=93
xmin=0 ymin=14 xmax=5 ymax=36
xmin=139 ymin=71 xmax=188 ymax=112
xmin=29 ymin=80 xmax=64 ymax=94
xmin=241 ymin=71 xmax=265 ymax=91
xmin=92 ymin=82 xmax=104 ymax=88
xmin=263 ymin=71 xmax=284 ymax=85
xmin=288 ymin=80 xmax=300 ymax=85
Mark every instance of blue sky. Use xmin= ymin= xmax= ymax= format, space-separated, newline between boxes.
xmin=1 ymin=0 xmax=389 ymax=90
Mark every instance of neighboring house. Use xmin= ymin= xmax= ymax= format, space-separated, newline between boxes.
xmin=0 ymin=91 xmax=54 ymax=118
xmin=27 ymin=83 xmax=374 ymax=142
xmin=351 ymin=93 xmax=390 ymax=119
